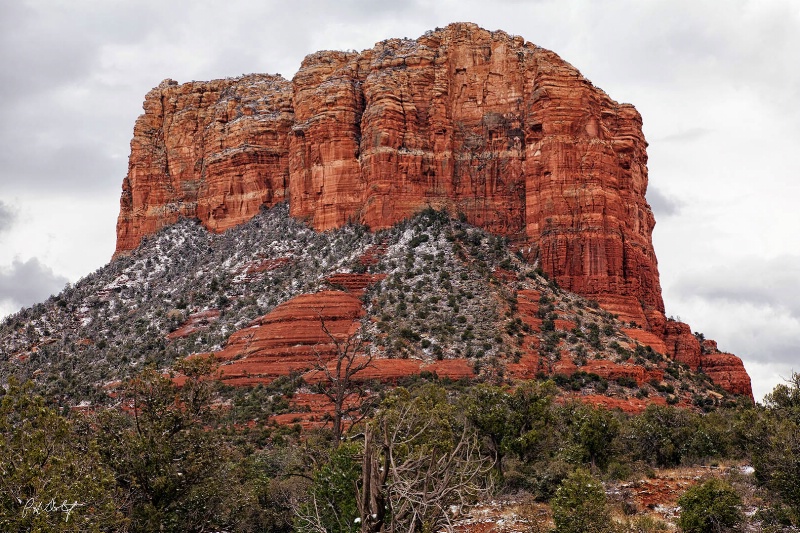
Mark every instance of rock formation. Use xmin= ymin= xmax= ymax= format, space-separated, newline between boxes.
xmin=115 ymin=75 xmax=293 ymax=253
xmin=114 ymin=23 xmax=751 ymax=398
xmin=115 ymin=23 xmax=658 ymax=327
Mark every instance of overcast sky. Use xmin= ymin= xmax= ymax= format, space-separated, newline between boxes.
xmin=1 ymin=0 xmax=798 ymax=401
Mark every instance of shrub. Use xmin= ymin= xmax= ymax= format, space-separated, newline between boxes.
xmin=551 ymin=469 xmax=616 ymax=533
xmin=755 ymin=373 xmax=800 ymax=522
xmin=0 ymin=379 xmax=124 ymax=531
xmin=296 ymin=443 xmax=361 ymax=533
xmin=629 ymin=515 xmax=669 ymax=532
xmin=677 ymin=478 xmax=743 ymax=533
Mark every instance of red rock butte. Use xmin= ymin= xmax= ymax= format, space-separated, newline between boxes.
xmin=114 ymin=23 xmax=752 ymax=398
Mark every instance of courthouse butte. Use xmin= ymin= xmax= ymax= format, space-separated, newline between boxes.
xmin=114 ymin=23 xmax=752 ymax=398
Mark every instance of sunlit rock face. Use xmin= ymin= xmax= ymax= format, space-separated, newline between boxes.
xmin=115 ymin=74 xmax=293 ymax=255
xmin=286 ymin=23 xmax=661 ymax=331
xmin=113 ymin=23 xmax=751 ymax=399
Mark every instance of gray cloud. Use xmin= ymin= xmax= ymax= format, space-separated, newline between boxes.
xmin=670 ymin=256 xmax=800 ymax=370
xmin=0 ymin=200 xmax=15 ymax=233
xmin=0 ymin=139 xmax=123 ymax=195
xmin=0 ymin=258 xmax=69 ymax=312
xmin=675 ymin=256 xmax=800 ymax=319
xmin=646 ymin=186 xmax=681 ymax=217
xmin=0 ymin=1 xmax=157 ymax=102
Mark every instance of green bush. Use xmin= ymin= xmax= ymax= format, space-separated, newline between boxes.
xmin=296 ymin=443 xmax=361 ymax=533
xmin=0 ymin=379 xmax=124 ymax=532
xmin=754 ymin=373 xmax=800 ymax=524
xmin=551 ymin=468 xmax=616 ymax=533
xmin=677 ymin=478 xmax=743 ymax=533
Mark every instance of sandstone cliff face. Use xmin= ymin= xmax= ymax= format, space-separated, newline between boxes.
xmin=698 ymin=339 xmax=753 ymax=398
xmin=113 ymin=23 xmax=751 ymax=398
xmin=287 ymin=24 xmax=660 ymax=330
xmin=115 ymin=74 xmax=293 ymax=253
xmin=662 ymin=321 xmax=752 ymax=398
xmin=116 ymin=23 xmax=660 ymax=329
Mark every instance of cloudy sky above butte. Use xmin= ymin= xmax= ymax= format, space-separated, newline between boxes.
xmin=1 ymin=0 xmax=798 ymax=401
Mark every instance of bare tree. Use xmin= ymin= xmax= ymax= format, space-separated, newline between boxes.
xmin=314 ymin=314 xmax=376 ymax=447
xmin=358 ymin=386 xmax=494 ymax=533
xmin=295 ymin=386 xmax=494 ymax=533
xmin=358 ymin=423 xmax=389 ymax=533
xmin=294 ymin=493 xmax=344 ymax=533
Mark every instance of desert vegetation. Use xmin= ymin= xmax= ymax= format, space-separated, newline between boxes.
xmin=1 ymin=365 xmax=799 ymax=531
xmin=0 ymin=206 xmax=731 ymax=410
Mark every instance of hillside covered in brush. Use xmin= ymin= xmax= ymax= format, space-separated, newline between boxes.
xmin=1 ymin=205 xmax=744 ymax=416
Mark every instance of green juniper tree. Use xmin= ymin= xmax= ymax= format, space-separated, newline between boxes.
xmin=551 ymin=468 xmax=616 ymax=533
xmin=677 ymin=478 xmax=743 ymax=533
xmin=0 ymin=379 xmax=124 ymax=532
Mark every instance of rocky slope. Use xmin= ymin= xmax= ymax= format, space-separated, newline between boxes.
xmin=452 ymin=464 xmax=762 ymax=532
xmin=0 ymin=206 xmax=751 ymax=412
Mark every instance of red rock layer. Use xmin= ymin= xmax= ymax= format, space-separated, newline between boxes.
xmin=698 ymin=339 xmax=752 ymax=397
xmin=582 ymin=360 xmax=664 ymax=386
xmin=700 ymin=351 xmax=753 ymax=398
xmin=662 ymin=320 xmax=702 ymax=369
xmin=621 ymin=327 xmax=668 ymax=355
xmin=661 ymin=321 xmax=752 ymax=399
xmin=209 ymin=276 xmax=476 ymax=386
xmin=211 ymin=290 xmax=362 ymax=385
xmin=305 ymin=358 xmax=475 ymax=384
xmin=115 ymin=75 xmax=293 ymax=254
xmin=325 ymin=272 xmax=386 ymax=292
xmin=166 ymin=309 xmax=220 ymax=340
xmin=567 ymin=394 xmax=667 ymax=415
